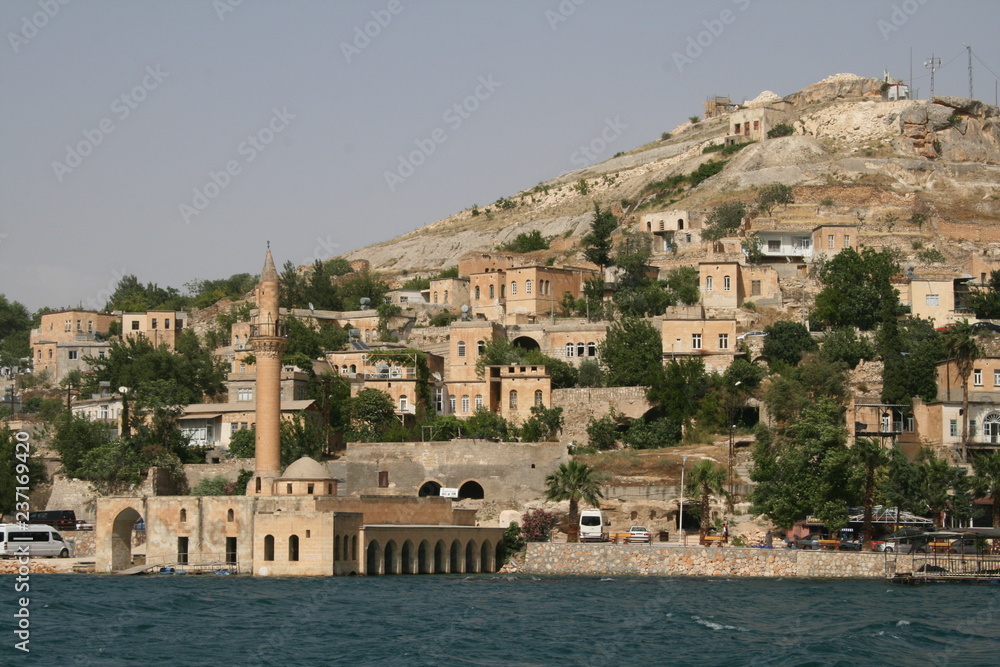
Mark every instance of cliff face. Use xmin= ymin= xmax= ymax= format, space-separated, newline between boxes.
xmin=341 ymin=75 xmax=1000 ymax=278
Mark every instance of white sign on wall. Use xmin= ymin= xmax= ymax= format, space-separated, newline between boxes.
xmin=440 ymin=488 xmax=459 ymax=498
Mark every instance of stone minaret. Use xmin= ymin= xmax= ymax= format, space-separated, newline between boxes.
xmin=247 ymin=248 xmax=287 ymax=496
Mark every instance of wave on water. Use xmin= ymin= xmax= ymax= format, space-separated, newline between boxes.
xmin=692 ymin=615 xmax=749 ymax=632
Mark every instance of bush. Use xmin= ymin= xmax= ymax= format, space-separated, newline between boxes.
xmin=587 ymin=411 xmax=620 ymax=450
xmin=499 ymin=230 xmax=550 ymax=253
xmin=767 ymin=123 xmax=794 ymax=138
xmin=521 ymin=509 xmax=557 ymax=542
xmin=577 ymin=359 xmax=604 ymax=388
xmin=688 ymin=160 xmax=727 ymax=187
xmin=918 ymin=248 xmax=946 ymax=263
xmin=502 ymin=522 xmax=525 ymax=558
xmin=429 ymin=310 xmax=458 ymax=327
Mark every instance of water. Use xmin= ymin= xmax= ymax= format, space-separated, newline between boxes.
xmin=3 ymin=574 xmax=1000 ymax=666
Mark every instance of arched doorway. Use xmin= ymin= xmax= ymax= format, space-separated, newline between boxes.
xmin=984 ymin=413 xmax=1000 ymax=444
xmin=366 ymin=541 xmax=382 ymax=575
xmin=465 ymin=540 xmax=479 ymax=573
xmin=450 ymin=540 xmax=463 ymax=574
xmin=480 ymin=540 xmax=494 ymax=573
xmin=458 ymin=480 xmax=484 ymax=500
xmin=511 ymin=336 xmax=540 ymax=353
xmin=383 ymin=540 xmax=398 ymax=575
xmin=401 ymin=540 xmax=415 ymax=574
xmin=110 ymin=507 xmax=143 ymax=571
xmin=418 ymin=480 xmax=443 ymax=497
xmin=418 ymin=540 xmax=433 ymax=574
xmin=434 ymin=540 xmax=447 ymax=574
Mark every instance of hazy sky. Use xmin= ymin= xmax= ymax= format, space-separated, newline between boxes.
xmin=2 ymin=0 xmax=998 ymax=311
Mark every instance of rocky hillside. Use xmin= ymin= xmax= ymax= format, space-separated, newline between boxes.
xmin=343 ymin=73 xmax=1000 ymax=278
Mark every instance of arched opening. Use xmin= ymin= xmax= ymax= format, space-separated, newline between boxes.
xmin=227 ymin=508 xmax=234 ymax=522
xmin=351 ymin=535 xmax=357 ymax=561
xmin=450 ymin=540 xmax=463 ymax=574
xmin=458 ymin=480 xmax=484 ymax=500
xmin=109 ymin=507 xmax=143 ymax=571
xmin=418 ymin=480 xmax=442 ymax=497
xmin=418 ymin=540 xmax=433 ymax=574
xmin=335 ymin=535 xmax=341 ymax=561
xmin=264 ymin=535 xmax=275 ymax=561
xmin=366 ymin=540 xmax=382 ymax=575
xmin=383 ymin=540 xmax=398 ymax=575
xmin=288 ymin=534 xmax=300 ymax=561
xmin=401 ymin=540 xmax=415 ymax=574
xmin=434 ymin=540 xmax=448 ymax=574
xmin=495 ymin=542 xmax=506 ymax=571
xmin=480 ymin=540 xmax=494 ymax=573
xmin=465 ymin=540 xmax=479 ymax=573
xmin=678 ymin=218 xmax=684 ymax=230
xmin=511 ymin=336 xmax=540 ymax=352
xmin=179 ymin=508 xmax=187 ymax=523
xmin=985 ymin=413 xmax=1000 ymax=444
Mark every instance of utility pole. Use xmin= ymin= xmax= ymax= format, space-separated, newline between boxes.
xmin=964 ymin=44 xmax=973 ymax=99
xmin=678 ymin=455 xmax=688 ymax=546
xmin=924 ymin=55 xmax=941 ymax=99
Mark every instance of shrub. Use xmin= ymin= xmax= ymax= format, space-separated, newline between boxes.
xmin=502 ymin=522 xmax=524 ymax=558
xmin=767 ymin=123 xmax=794 ymax=138
xmin=521 ymin=509 xmax=557 ymax=542
xmin=688 ymin=160 xmax=727 ymax=187
xmin=918 ymin=248 xmax=946 ymax=263
xmin=499 ymin=230 xmax=550 ymax=253
xmin=661 ymin=132 xmax=671 ymax=141
xmin=429 ymin=310 xmax=458 ymax=327
xmin=688 ymin=116 xmax=700 ymax=124
xmin=574 ymin=178 xmax=589 ymax=195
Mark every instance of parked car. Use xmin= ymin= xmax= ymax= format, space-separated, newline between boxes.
xmin=971 ymin=322 xmax=1000 ymax=334
xmin=795 ymin=533 xmax=827 ymax=550
xmin=736 ymin=331 xmax=767 ymax=340
xmin=839 ymin=537 xmax=862 ymax=551
xmin=0 ymin=524 xmax=73 ymax=558
xmin=879 ymin=534 xmax=930 ymax=553
xmin=950 ymin=537 xmax=984 ymax=554
xmin=627 ymin=526 xmax=650 ymax=544
xmin=28 ymin=510 xmax=77 ymax=531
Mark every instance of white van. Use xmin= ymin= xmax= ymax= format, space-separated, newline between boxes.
xmin=579 ymin=509 xmax=609 ymax=542
xmin=0 ymin=524 xmax=73 ymax=558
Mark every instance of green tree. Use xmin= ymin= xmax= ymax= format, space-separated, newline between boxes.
xmin=621 ymin=417 xmax=681 ymax=449
xmin=191 ymin=475 xmax=231 ymax=496
xmin=463 ymin=408 xmax=515 ymax=440
xmin=586 ymin=411 xmax=621 ymax=450
xmin=279 ymin=413 xmax=327 ymax=466
xmin=326 ymin=257 xmax=355 ymax=276
xmin=50 ymin=412 xmax=114 ymax=477
xmin=582 ymin=203 xmax=618 ymax=273
xmin=968 ymin=270 xmax=1000 ymax=318
xmin=942 ymin=320 xmax=982 ymax=460
xmin=972 ymin=450 xmax=1000 ymax=529
xmin=520 ymin=405 xmax=564 ymax=442
xmin=499 ymin=230 xmax=550 ymax=253
xmin=348 ymin=388 xmax=396 ymax=441
xmin=0 ymin=294 xmax=32 ymax=367
xmin=227 ymin=427 xmax=256 ymax=458
xmin=647 ymin=358 xmax=710 ymax=435
xmin=577 ymin=359 xmax=604 ymax=388
xmin=819 ymin=327 xmax=875 ymax=370
xmin=340 ymin=269 xmax=391 ymax=313
xmin=662 ymin=266 xmax=700 ymax=306
xmin=851 ymin=437 xmax=891 ymax=549
xmin=812 ymin=247 xmax=900 ymax=330
xmin=599 ymin=316 xmax=662 ymax=387
xmin=741 ymin=233 xmax=765 ymax=265
xmin=755 ymin=183 xmax=794 ymax=216
xmin=701 ymin=202 xmax=747 ymax=242
xmin=879 ymin=317 xmax=944 ymax=405
xmin=762 ymin=320 xmax=817 ymax=367
xmin=687 ymin=459 xmax=728 ymax=538
xmin=544 ymin=460 xmax=603 ymax=542
xmin=0 ymin=427 xmax=45 ymax=517
xmin=762 ymin=356 xmax=849 ymax=426
xmin=915 ymin=448 xmax=969 ymax=526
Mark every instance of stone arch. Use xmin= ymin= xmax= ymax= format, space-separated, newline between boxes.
xmin=495 ymin=542 xmax=506 ymax=570
xmin=418 ymin=480 xmax=443 ymax=497
xmin=366 ymin=540 xmax=382 ymax=575
xmin=434 ymin=540 xmax=448 ymax=574
xmin=458 ymin=480 xmax=484 ymax=500
xmin=418 ymin=540 xmax=433 ymax=574
xmin=110 ymin=506 xmax=143 ymax=572
xmin=401 ymin=540 xmax=416 ymax=574
xmin=450 ymin=539 xmax=463 ymax=574
xmin=227 ymin=508 xmax=234 ymax=522
xmin=480 ymin=540 xmax=494 ymax=573
xmin=511 ymin=335 xmax=540 ymax=352
xmin=465 ymin=539 xmax=480 ymax=573
xmin=335 ymin=535 xmax=341 ymax=561
xmin=384 ymin=540 xmax=399 ymax=575
xmin=264 ymin=534 xmax=275 ymax=561
xmin=351 ymin=535 xmax=358 ymax=561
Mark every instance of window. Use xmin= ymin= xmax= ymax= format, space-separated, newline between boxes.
xmin=177 ymin=537 xmax=189 ymax=565
xmin=767 ymin=240 xmax=780 ymax=252
xmin=474 ymin=286 xmax=481 ymax=299
xmin=227 ymin=509 xmax=234 ymax=523
xmin=475 ymin=394 xmax=483 ymax=410
xmin=843 ymin=235 xmax=851 ymax=248
xmin=399 ymin=395 xmax=408 ymax=412
xmin=723 ymin=275 xmax=731 ymax=291
xmin=692 ymin=334 xmax=702 ymax=350
xmin=435 ymin=388 xmax=443 ymax=412
xmin=489 ymin=285 xmax=495 ymax=299
xmin=180 ymin=509 xmax=187 ymax=523
xmin=906 ymin=416 xmax=915 ymax=433
xmin=974 ymin=369 xmax=983 ymax=386
xmin=457 ymin=341 xmax=466 ymax=357
xmin=577 ymin=343 xmax=585 ymax=357
xmin=433 ymin=292 xmax=438 ymax=303
xmin=925 ymin=294 xmax=940 ymax=306
xmin=970 ymin=419 xmax=978 ymax=437
xmin=263 ymin=535 xmax=274 ymax=561
xmin=131 ymin=320 xmax=140 ymax=330
xmin=587 ymin=342 xmax=597 ymax=357
xmin=534 ymin=390 xmax=543 ymax=407
xmin=718 ymin=334 xmax=729 ymax=350
xmin=443 ymin=290 xmax=448 ymax=303
xmin=449 ymin=395 xmax=456 ymax=413
xmin=509 ymin=390 xmax=518 ymax=409
xmin=510 ymin=282 xmax=517 ymax=295
xmin=994 ymin=370 xmax=1000 ymax=387
xmin=477 ymin=340 xmax=485 ymax=354
xmin=705 ymin=276 xmax=713 ymax=291
xmin=753 ymin=120 xmax=760 ymax=131
xmin=151 ymin=318 xmax=158 ymax=330
xmin=288 ymin=535 xmax=299 ymax=561
xmin=164 ymin=319 xmax=171 ymax=330
xmin=68 ymin=350 xmax=78 ymax=360
xmin=827 ymin=235 xmax=835 ymax=249
xmin=461 ymin=395 xmax=470 ymax=413
xmin=87 ymin=320 xmax=93 ymax=332
xmin=566 ymin=343 xmax=575 ymax=358
xmin=525 ymin=280 xmax=532 ymax=294
xmin=751 ymin=280 xmax=761 ymax=296
xmin=98 ymin=350 xmax=106 ymax=359
xmin=238 ymin=388 xmax=253 ymax=401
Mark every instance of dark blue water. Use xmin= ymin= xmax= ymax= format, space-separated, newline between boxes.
xmin=2 ymin=574 xmax=999 ymax=666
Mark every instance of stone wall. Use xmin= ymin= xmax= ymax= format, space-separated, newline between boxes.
xmin=183 ymin=459 xmax=252 ymax=491
xmin=552 ymin=387 xmax=652 ymax=446
xmin=525 ymin=543 xmax=911 ymax=578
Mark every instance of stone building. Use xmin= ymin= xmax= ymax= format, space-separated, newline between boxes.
xmin=29 ymin=309 xmax=115 ymax=381
xmin=427 ymin=277 xmax=470 ymax=307
xmin=661 ymin=306 xmax=740 ymax=372
xmin=728 ymin=108 xmax=787 ymax=142
xmin=122 ymin=310 xmax=188 ymax=350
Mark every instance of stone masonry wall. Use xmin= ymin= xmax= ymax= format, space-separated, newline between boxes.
xmin=525 ymin=543 xmax=912 ymax=578
xmin=552 ymin=387 xmax=652 ymax=446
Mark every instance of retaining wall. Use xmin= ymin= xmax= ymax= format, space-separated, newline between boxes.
xmin=525 ymin=543 xmax=912 ymax=578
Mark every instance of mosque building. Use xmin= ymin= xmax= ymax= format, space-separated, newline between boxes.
xmin=95 ymin=249 xmax=505 ymax=576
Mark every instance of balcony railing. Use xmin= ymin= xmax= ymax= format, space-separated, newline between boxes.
xmin=250 ymin=322 xmax=287 ymax=338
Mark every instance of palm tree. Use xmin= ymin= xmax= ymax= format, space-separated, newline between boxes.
xmin=942 ymin=320 xmax=982 ymax=461
xmin=851 ymin=437 xmax=891 ymax=549
xmin=545 ymin=460 xmax=603 ymax=542
xmin=686 ymin=459 xmax=728 ymax=539
xmin=972 ymin=450 xmax=1000 ymax=529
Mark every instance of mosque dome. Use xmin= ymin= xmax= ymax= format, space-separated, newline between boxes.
xmin=280 ymin=456 xmax=333 ymax=480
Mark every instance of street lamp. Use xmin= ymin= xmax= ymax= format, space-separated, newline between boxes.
xmin=678 ymin=455 xmax=688 ymax=546
xmin=118 ymin=386 xmax=130 ymax=440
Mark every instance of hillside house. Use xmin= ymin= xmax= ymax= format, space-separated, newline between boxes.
xmin=637 ymin=210 xmax=702 ymax=253
xmin=811 ymin=224 xmax=859 ymax=261
xmin=122 ymin=310 xmax=187 ymax=350
xmin=30 ymin=309 xmax=115 ymax=381
xmin=427 ymin=277 xmax=470 ymax=307
xmin=661 ymin=305 xmax=740 ymax=372
xmin=727 ymin=108 xmax=787 ymax=143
